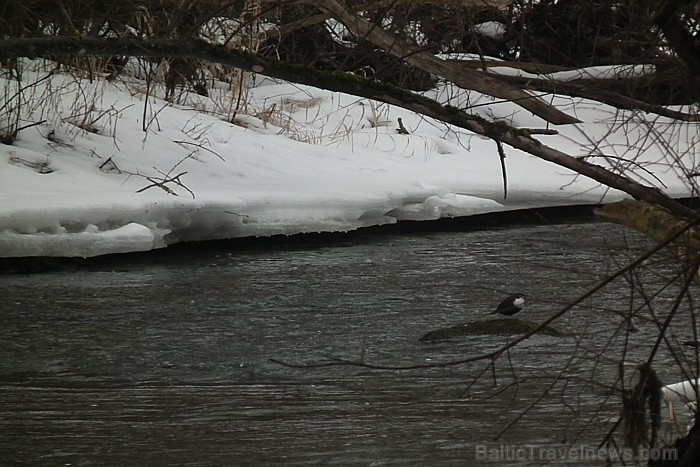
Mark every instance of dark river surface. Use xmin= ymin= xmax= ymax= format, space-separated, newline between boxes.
xmin=0 ymin=222 xmax=695 ymax=466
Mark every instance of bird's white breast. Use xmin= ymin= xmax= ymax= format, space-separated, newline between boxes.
xmin=513 ymin=297 xmax=525 ymax=308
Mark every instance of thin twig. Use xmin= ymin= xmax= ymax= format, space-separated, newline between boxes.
xmin=135 ymin=171 xmax=195 ymax=199
xmin=173 ymin=140 xmax=226 ymax=161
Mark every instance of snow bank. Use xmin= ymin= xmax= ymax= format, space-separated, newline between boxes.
xmin=1 ymin=62 xmax=697 ymax=258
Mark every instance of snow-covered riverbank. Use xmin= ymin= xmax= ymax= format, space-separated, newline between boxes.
xmin=1 ymin=62 xmax=696 ymax=258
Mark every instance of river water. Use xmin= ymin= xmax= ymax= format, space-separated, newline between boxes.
xmin=0 ymin=222 xmax=694 ymax=466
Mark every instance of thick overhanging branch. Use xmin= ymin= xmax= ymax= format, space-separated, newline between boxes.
xmin=0 ymin=36 xmax=695 ymax=220
xmin=313 ymin=0 xmax=580 ymax=125
xmin=596 ymin=199 xmax=700 ymax=283
xmin=487 ymin=72 xmax=700 ymax=122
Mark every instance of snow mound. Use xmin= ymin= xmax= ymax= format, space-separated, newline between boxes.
xmin=0 ymin=222 xmax=165 ymax=257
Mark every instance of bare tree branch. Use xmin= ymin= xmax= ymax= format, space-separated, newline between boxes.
xmin=263 ymin=0 xmax=514 ymax=42
xmin=489 ymin=72 xmax=700 ymax=122
xmin=312 ymin=0 xmax=580 ymax=125
xmin=653 ymin=0 xmax=700 ymax=75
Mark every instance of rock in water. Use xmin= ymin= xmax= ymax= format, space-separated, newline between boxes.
xmin=419 ymin=318 xmax=565 ymax=342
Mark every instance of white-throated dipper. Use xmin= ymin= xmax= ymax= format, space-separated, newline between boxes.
xmin=494 ymin=293 xmax=525 ymax=316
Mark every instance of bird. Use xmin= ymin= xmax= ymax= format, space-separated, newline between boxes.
xmin=493 ymin=293 xmax=526 ymax=316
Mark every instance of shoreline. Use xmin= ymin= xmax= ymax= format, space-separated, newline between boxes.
xmin=2 ymin=197 xmax=699 ymax=274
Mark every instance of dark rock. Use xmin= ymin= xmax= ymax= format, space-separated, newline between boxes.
xmin=419 ymin=318 xmax=565 ymax=342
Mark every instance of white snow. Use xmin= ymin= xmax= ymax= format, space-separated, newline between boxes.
xmin=473 ymin=21 xmax=507 ymax=40
xmin=487 ymin=63 xmax=657 ymax=81
xmin=663 ymin=378 xmax=700 ymax=434
xmin=1 ymin=59 xmax=698 ymax=258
